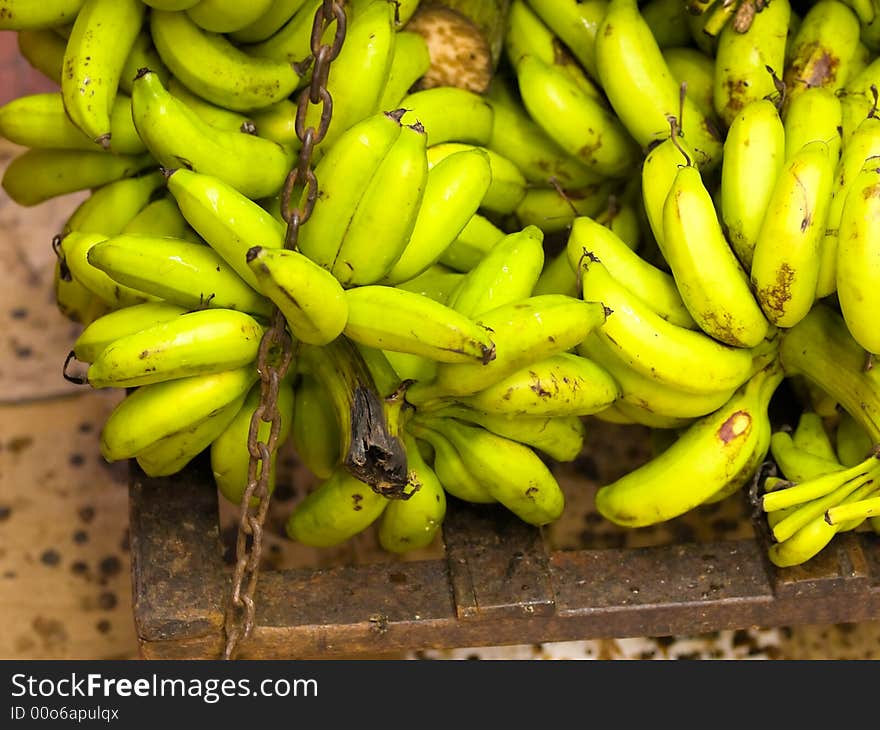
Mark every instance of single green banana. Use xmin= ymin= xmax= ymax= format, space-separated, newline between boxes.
xmin=131 ymin=70 xmax=293 ymax=200
xmin=245 ymin=245 xmax=348 ymax=346
xmin=596 ymin=362 xmax=784 ymax=527
xmin=720 ymin=98 xmax=786 ymax=270
xmin=836 ymin=409 xmax=876 ymax=467
xmin=515 ymin=53 xmax=640 ymax=179
xmin=642 ymin=0 xmax=693 ymax=49
xmin=377 ymin=30 xmax=431 ymax=111
xmin=149 ymin=9 xmax=301 ymax=111
xmin=62 ymin=171 xmax=165 ymax=236
xmin=533 ymin=249 xmax=578 ymax=298
xmin=824 ymin=493 xmax=880 ymax=525
xmin=712 ymin=0 xmax=789 ymax=128
xmin=407 ymin=422 xmax=495 ymax=503
xmin=437 ymin=213 xmax=506 ymax=272
xmin=247 ymin=99 xmax=299 ymax=147
xmin=446 ymin=226 xmax=545 ymax=318
xmin=595 ymin=0 xmax=722 ymax=169
xmin=185 ymin=0 xmax=274 ymax=33
xmin=593 ymin=192 xmax=642 ymax=253
xmin=212 ymin=377 xmax=295 ymax=505
xmin=782 ymin=86 xmax=843 ymax=163
xmin=136 ymin=393 xmax=246 ymax=478
xmin=53 ymin=260 xmax=109 ymax=326
xmin=121 ymin=195 xmax=198 ymax=241
xmin=566 ymin=215 xmax=696 ymax=329
xmin=60 ymin=0 xmax=144 ymax=145
xmin=296 ymin=110 xmax=403 ymax=271
xmin=640 ymin=131 xmax=697 ymax=250
xmin=394 ymin=265 xmax=465 ymax=305
xmin=579 ymin=255 xmax=756 ymax=395
xmin=793 ymin=411 xmax=839 ymax=463
xmin=118 ymin=29 xmax=171 ymax=96
xmin=750 ymin=140 xmax=835 ymax=328
xmin=343 ymin=285 xmax=495 ymax=364
xmin=0 ymin=0 xmax=83 ymax=29
xmin=836 ymin=162 xmax=880 ymax=354
xmin=85 ymin=309 xmax=263 ymax=388
xmin=377 ymin=432 xmax=446 ymax=553
xmin=72 ymin=302 xmax=188 ymax=363
xmin=284 ymin=467 xmax=389 ymax=547
xmin=332 ymin=122 xmax=428 ymax=286
xmin=86 ymin=235 xmax=272 ymax=316
xmin=423 ymin=416 xmax=565 ymax=525
xmin=515 ymin=181 xmax=617 ymax=235
xmin=101 ymin=366 xmax=258 ymax=461
xmin=663 ymin=46 xmax=717 ymax=122
xmin=407 ymin=295 xmax=609 ymax=402
xmin=1 ymin=148 xmax=154 ymax=207
xmin=228 ymin=0 xmax=310 ymax=44
xmin=662 ymin=161 xmax=770 ymax=347
xmin=398 ymin=87 xmax=494 ymax=147
xmin=291 ymin=373 xmax=341 ymax=480
xmin=524 ymin=0 xmax=606 ymax=79
xmin=167 ymin=76 xmax=252 ymax=132
xmin=383 ymin=148 xmax=493 ymax=285
xmin=16 ymin=28 xmax=66 ymax=83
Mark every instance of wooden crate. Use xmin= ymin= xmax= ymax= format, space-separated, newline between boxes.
xmin=130 ymin=451 xmax=880 ymax=660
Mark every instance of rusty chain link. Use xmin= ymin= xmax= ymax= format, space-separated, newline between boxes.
xmin=222 ymin=0 xmax=347 ymax=661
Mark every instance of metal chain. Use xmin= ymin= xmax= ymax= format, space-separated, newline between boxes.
xmin=222 ymin=0 xmax=347 ymax=661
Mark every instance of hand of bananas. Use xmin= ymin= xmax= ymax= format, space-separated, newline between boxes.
xmin=3 ymin=0 xmax=880 ymax=564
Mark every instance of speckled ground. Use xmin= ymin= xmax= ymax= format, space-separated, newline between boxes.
xmin=2 ymin=137 xmax=879 ymax=661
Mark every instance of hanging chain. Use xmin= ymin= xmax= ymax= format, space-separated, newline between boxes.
xmin=222 ymin=0 xmax=347 ymax=661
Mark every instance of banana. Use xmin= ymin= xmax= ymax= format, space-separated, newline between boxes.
xmin=377 ymin=30 xmax=431 ymax=111
xmin=836 ymin=409 xmax=876 ymax=467
xmin=343 ymin=285 xmax=495 ymax=364
xmin=824 ymin=494 xmax=880 ymax=525
xmin=296 ymin=110 xmax=403 ymax=271
xmin=86 ymin=235 xmax=272 ymax=316
xmin=641 ymin=0 xmax=692 ymax=49
xmin=165 ymin=168 xmax=285 ymax=292
xmin=84 ymin=309 xmax=263 ymax=389
xmin=836 ymin=162 xmax=880 ymax=354
xmin=377 ymin=432 xmax=446 ymax=553
xmin=437 ymin=214 xmax=506 ymax=272
xmin=185 ymin=0 xmax=274 ymax=34
xmin=596 ymin=0 xmax=722 ymax=169
xmin=750 ymin=140 xmax=835 ymax=328
xmin=453 ymin=351 xmax=619 ymax=418
xmin=16 ymin=28 xmax=66 ymax=83
xmin=784 ymin=0 xmax=861 ymax=108
xmin=485 ymin=91 xmax=602 ymax=189
xmin=515 ymin=53 xmax=639 ymax=179
xmin=394 ymin=265 xmax=464 ymax=305
xmin=407 ymin=295 xmax=609 ymax=403
xmin=422 ymin=417 xmax=564 ymax=525
xmin=228 ymin=0 xmax=310 ymax=44
xmin=838 ymin=58 xmax=880 ymax=141
xmin=383 ymin=349 xmax=437 ymax=384
xmin=63 ymin=171 xmax=165 ymax=236
xmin=211 ymin=377 xmax=295 ymax=505
xmin=60 ymin=231 xmax=153 ymax=308
xmin=1 ymin=148 xmax=154 ymax=207
xmin=285 ymin=467 xmax=389 ymax=547
xmin=426 ymin=142 xmax=525 ymax=216
xmin=640 ymin=131 xmax=697 ymax=250
xmin=332 ymin=122 xmax=428 ymax=286
xmin=662 ymin=161 xmax=770 ymax=347
xmin=167 ymin=77 xmax=252 ymax=132
xmin=149 ymin=9 xmax=301 ymax=111
xmin=0 ymin=0 xmax=83 ymax=29
xmin=779 ymin=303 xmax=880 ymax=442
xmin=720 ymin=98 xmax=786 ymax=270
xmin=136 ymin=393 xmax=246 ymax=478
xmin=0 ymin=92 xmax=145 ymax=154
xmin=663 ymin=46 xmax=717 ymax=122
xmin=782 ymin=86 xmax=843 ymax=164
xmin=245 ymin=0 xmax=321 ymax=66
xmin=245 ymin=246 xmax=348 ymax=346
xmin=291 ymin=373 xmax=340 ymax=480
xmin=579 ymin=255 xmax=757 ymax=395
xmin=446 ymin=226 xmax=545 ymax=318
xmin=578 ymin=331 xmax=738 ymax=420
xmin=841 ymin=0 xmax=876 ymax=24
xmin=101 ymin=366 xmax=258 ymax=462
xmin=793 ymin=411 xmax=838 ymax=463
xmin=407 ymin=421 xmax=495 ymax=503
xmin=247 ymin=99 xmax=299 ymax=147
xmin=566 ymin=215 xmax=696 ymax=329
xmin=398 ymin=86 xmax=494 ymax=147
xmin=118 ymin=29 xmax=171 ymax=96
xmin=131 ymin=70 xmax=293 ymax=200
xmin=383 ymin=148 xmax=493 ymax=285
xmin=524 ymin=0 xmax=606 ymax=79
xmin=712 ymin=0 xmax=789 ymax=128
xmin=121 ymin=195 xmax=197 ymax=241
xmin=53 ymin=261 xmax=108 ymax=326
xmin=533 ymin=249 xmax=578 ymax=298
xmin=596 ymin=361 xmax=784 ymax=527
xmin=515 ymin=181 xmax=617 ymax=235
xmin=59 ymin=0 xmax=144 ymax=145
xmin=594 ymin=194 xmax=642 ymax=253
xmin=72 ymin=302 xmax=188 ymax=363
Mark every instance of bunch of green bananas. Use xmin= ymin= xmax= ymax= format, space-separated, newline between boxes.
xmin=3 ymin=0 xmax=880 ymax=565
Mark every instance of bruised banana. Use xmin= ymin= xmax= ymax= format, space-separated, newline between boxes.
xmin=596 ymin=362 xmax=784 ymax=527
xmin=84 ymin=309 xmax=263 ymax=388
xmin=211 ymin=377 xmax=295 ymax=506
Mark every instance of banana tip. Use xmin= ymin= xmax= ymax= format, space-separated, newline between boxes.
xmin=134 ymin=67 xmax=152 ymax=81
xmin=245 ymin=246 xmax=263 ymax=263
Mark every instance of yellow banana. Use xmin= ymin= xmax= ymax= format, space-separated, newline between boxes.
xmin=750 ymin=140 xmax=835 ymax=328
xmin=244 ymin=0 xmax=322 ymax=67
xmin=16 ymin=28 xmax=66 ymax=83
xmin=437 ymin=214 xmax=506 ymax=272
xmin=227 ymin=0 xmax=310 ymax=44
xmin=53 ymin=261 xmax=109 ymax=326
xmin=72 ymin=302 xmax=188 ymax=363
xmin=640 ymin=131 xmax=696 ymax=250
xmin=62 ymin=171 xmax=165 ymax=236
xmin=523 ymin=0 xmax=606 ymax=79
xmin=793 ymin=411 xmax=838 ymax=463
xmin=641 ymin=0 xmax=692 ymax=49
xmin=121 ymin=195 xmax=198 ymax=241
xmin=782 ymin=86 xmax=843 ymax=163
xmin=663 ymin=46 xmax=717 ymax=123
xmin=377 ymin=30 xmax=431 ymax=111
xmin=394 ymin=265 xmax=465 ymax=305
xmin=290 ymin=373 xmax=341 ymax=480
xmin=532 ymin=249 xmax=578 ymax=298
xmin=185 ymin=0 xmax=274 ymax=34
xmin=0 ymin=0 xmax=83 ymax=29
xmin=118 ymin=29 xmax=171 ymax=96
xmin=167 ymin=76 xmax=252 ymax=132
xmin=398 ymin=86 xmax=494 ymax=147
xmin=515 ymin=181 xmax=617 ymax=235
xmin=836 ymin=409 xmax=876 ymax=467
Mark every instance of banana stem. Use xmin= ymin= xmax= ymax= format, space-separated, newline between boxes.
xmin=825 ymin=494 xmax=880 ymax=526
